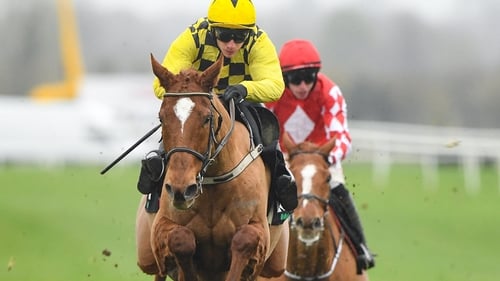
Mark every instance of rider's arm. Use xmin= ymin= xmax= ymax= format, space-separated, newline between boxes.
xmin=321 ymin=76 xmax=352 ymax=165
xmin=153 ymin=27 xmax=198 ymax=99
xmin=241 ymin=32 xmax=284 ymax=103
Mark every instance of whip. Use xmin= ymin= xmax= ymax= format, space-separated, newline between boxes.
xmin=100 ymin=124 xmax=161 ymax=175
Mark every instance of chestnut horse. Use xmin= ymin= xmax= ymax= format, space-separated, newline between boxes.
xmin=270 ymin=133 xmax=368 ymax=281
xmin=142 ymin=54 xmax=288 ymax=281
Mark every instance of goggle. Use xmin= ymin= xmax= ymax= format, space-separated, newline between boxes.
xmin=286 ymin=69 xmax=318 ymax=85
xmin=213 ymin=28 xmax=250 ymax=43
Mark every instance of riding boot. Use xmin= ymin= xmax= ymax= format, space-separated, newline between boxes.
xmin=330 ymin=184 xmax=375 ymax=272
xmin=274 ymin=149 xmax=298 ymax=212
xmin=137 ymin=150 xmax=165 ymax=213
xmin=261 ymin=141 xmax=298 ymax=220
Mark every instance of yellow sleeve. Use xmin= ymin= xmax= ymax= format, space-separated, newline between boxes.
xmin=240 ymin=32 xmax=285 ymax=103
xmin=153 ymin=28 xmax=198 ymax=99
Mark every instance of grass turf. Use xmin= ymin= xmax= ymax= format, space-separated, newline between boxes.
xmin=0 ymin=163 xmax=498 ymax=281
xmin=0 ymin=165 xmax=149 ymax=281
xmin=345 ymin=163 xmax=499 ymax=281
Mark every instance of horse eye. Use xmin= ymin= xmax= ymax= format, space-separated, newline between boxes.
xmin=326 ymin=174 xmax=331 ymax=183
xmin=204 ymin=115 xmax=212 ymax=125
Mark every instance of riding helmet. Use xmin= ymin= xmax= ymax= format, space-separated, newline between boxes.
xmin=207 ymin=0 xmax=256 ymax=29
xmin=279 ymin=39 xmax=322 ymax=72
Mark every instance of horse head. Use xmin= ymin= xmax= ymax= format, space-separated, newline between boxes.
xmin=283 ymin=133 xmax=336 ymax=245
xmin=151 ymin=54 xmax=224 ymax=210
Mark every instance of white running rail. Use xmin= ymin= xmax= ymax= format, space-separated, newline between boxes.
xmin=348 ymin=120 xmax=500 ymax=193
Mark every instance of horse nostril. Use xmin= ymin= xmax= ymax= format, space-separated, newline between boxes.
xmin=165 ymin=184 xmax=173 ymax=196
xmin=295 ymin=217 xmax=304 ymax=228
xmin=184 ymin=184 xmax=200 ymax=199
xmin=313 ymin=217 xmax=323 ymax=229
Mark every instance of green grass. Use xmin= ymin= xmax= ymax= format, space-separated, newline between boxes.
xmin=0 ymin=165 xmax=149 ymax=281
xmin=0 ymin=163 xmax=499 ymax=281
xmin=344 ymin=163 xmax=500 ymax=281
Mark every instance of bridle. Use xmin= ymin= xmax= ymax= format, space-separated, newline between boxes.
xmin=161 ymin=92 xmax=263 ymax=195
xmin=286 ymin=192 xmax=345 ymax=280
xmin=285 ymin=150 xmax=345 ymax=280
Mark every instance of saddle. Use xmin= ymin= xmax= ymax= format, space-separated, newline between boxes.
xmin=234 ymin=101 xmax=280 ymax=148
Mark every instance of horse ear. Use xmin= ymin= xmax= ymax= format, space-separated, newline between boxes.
xmin=282 ymin=132 xmax=297 ymax=153
xmin=151 ymin=53 xmax=176 ymax=89
xmin=319 ymin=137 xmax=336 ymax=155
xmin=200 ymin=55 xmax=223 ymax=91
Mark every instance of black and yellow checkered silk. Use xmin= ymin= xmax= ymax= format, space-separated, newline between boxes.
xmin=153 ymin=17 xmax=283 ymax=102
xmin=189 ymin=18 xmax=262 ymax=93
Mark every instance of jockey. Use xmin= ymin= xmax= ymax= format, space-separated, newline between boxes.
xmin=137 ymin=0 xmax=297 ymax=221
xmin=265 ymin=39 xmax=376 ymax=272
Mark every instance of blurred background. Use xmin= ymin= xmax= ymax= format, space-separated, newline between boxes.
xmin=2 ymin=0 xmax=500 ymax=126
xmin=1 ymin=1 xmax=499 ymax=280
xmin=1 ymin=0 xmax=499 ymax=188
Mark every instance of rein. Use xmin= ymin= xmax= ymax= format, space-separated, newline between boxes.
xmin=162 ymin=91 xmax=262 ymax=189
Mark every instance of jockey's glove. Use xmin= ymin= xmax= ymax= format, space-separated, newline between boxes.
xmin=222 ymin=85 xmax=247 ymax=104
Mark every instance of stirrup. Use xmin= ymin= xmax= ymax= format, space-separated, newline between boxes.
xmin=144 ymin=150 xmax=165 ymax=181
xmin=137 ymin=150 xmax=165 ymax=194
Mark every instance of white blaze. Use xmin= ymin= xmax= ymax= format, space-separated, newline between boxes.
xmin=174 ymin=97 xmax=195 ymax=134
xmin=300 ymin=164 xmax=316 ymax=207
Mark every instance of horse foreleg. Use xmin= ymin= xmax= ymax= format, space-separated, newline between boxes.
xmin=167 ymin=225 xmax=197 ymax=281
xmin=151 ymin=216 xmax=173 ymax=277
xmin=154 ymin=275 xmax=166 ymax=281
xmin=225 ymin=224 xmax=267 ymax=281
xmin=152 ymin=218 xmax=197 ymax=281
xmin=260 ymin=224 xmax=288 ymax=278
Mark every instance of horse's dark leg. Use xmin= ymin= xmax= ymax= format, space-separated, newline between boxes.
xmin=226 ymin=224 xmax=266 ymax=281
xmin=154 ymin=275 xmax=166 ymax=281
xmin=167 ymin=225 xmax=197 ymax=281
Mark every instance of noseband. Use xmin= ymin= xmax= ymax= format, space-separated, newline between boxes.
xmin=289 ymin=193 xmax=329 ymax=230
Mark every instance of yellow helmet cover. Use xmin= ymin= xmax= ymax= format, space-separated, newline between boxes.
xmin=207 ymin=0 xmax=256 ymax=29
